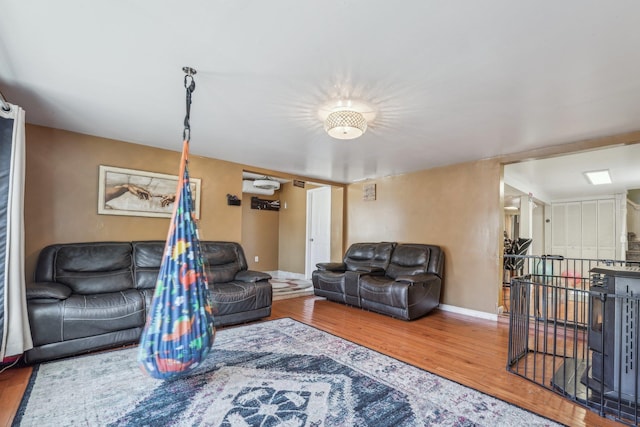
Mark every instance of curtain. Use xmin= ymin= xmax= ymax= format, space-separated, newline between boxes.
xmin=0 ymin=103 xmax=32 ymax=359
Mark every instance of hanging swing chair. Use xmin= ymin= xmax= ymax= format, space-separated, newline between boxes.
xmin=138 ymin=67 xmax=215 ymax=380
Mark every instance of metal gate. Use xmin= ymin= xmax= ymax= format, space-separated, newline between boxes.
xmin=506 ymin=255 xmax=640 ymax=426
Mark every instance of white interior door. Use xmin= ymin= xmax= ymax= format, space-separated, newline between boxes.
xmin=581 ymin=200 xmax=598 ymax=259
xmin=597 ymin=199 xmax=616 ymax=259
xmin=306 ymin=187 xmax=331 ymax=278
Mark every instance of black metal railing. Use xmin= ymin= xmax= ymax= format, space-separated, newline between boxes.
xmin=502 ymin=255 xmax=639 ymax=314
xmin=507 ymin=257 xmax=640 ymax=425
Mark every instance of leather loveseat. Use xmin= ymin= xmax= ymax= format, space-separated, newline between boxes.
xmin=24 ymin=240 xmax=272 ymax=364
xmin=312 ymin=242 xmax=444 ymax=320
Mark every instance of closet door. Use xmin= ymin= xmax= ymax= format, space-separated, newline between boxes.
xmin=551 ymin=198 xmax=618 ymax=262
xmin=597 ymin=199 xmax=616 ymax=259
xmin=581 ymin=201 xmax=598 ymax=259
xmin=551 ymin=203 xmax=567 ymax=256
xmin=565 ymin=202 xmax=582 ymax=258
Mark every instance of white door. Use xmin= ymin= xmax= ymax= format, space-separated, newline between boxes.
xmin=551 ymin=203 xmax=567 ymax=256
xmin=581 ymin=201 xmax=598 ymax=259
xmin=565 ymin=202 xmax=583 ymax=258
xmin=305 ymin=187 xmax=331 ymax=278
xmin=597 ymin=199 xmax=616 ymax=259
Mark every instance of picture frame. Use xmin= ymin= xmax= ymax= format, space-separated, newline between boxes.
xmin=363 ymin=183 xmax=376 ymax=201
xmin=98 ymin=165 xmax=201 ymax=219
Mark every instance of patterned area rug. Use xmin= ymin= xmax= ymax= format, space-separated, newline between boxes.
xmin=14 ymin=318 xmax=559 ymax=426
xmin=270 ymin=278 xmax=314 ymax=301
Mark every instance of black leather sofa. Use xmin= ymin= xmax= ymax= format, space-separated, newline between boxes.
xmin=312 ymin=242 xmax=444 ymax=320
xmin=24 ymin=240 xmax=272 ymax=364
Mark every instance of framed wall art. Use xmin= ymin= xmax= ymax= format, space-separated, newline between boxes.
xmin=98 ymin=165 xmax=201 ymax=219
xmin=363 ymin=183 xmax=376 ymax=201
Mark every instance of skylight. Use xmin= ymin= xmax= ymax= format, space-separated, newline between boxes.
xmin=584 ymin=170 xmax=612 ymax=185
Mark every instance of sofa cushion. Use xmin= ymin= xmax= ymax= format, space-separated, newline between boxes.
xmin=201 ymin=242 xmax=245 ymax=284
xmin=209 ymin=280 xmax=271 ymax=316
xmin=28 ymin=289 xmax=145 ymax=346
xmin=54 ymin=243 xmax=134 ymax=294
xmin=344 ymin=242 xmax=396 ymax=271
xmin=359 ymin=273 xmax=442 ymax=320
xmin=359 ymin=275 xmax=409 ymax=308
xmin=132 ymin=241 xmax=166 ymax=290
xmin=385 ymin=244 xmax=430 ymax=279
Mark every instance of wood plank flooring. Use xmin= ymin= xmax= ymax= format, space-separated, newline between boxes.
xmin=268 ymin=296 xmax=622 ymax=427
xmin=0 ymin=296 xmax=624 ymax=426
xmin=0 ymin=361 xmax=31 ymax=427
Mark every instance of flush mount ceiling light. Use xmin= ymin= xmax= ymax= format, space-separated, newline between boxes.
xmin=319 ymin=99 xmax=376 ymax=141
xmin=584 ymin=169 xmax=612 ymax=185
xmin=324 ymin=110 xmax=367 ymax=140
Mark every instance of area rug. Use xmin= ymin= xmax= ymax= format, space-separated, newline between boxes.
xmin=14 ymin=318 xmax=560 ymax=426
xmin=270 ymin=278 xmax=314 ymax=301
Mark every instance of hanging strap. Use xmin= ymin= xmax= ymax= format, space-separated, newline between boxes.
xmin=182 ymin=67 xmax=197 ymax=142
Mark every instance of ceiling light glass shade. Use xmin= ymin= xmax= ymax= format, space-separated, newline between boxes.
xmin=324 ymin=110 xmax=367 ymax=140
xmin=253 ymin=179 xmax=280 ymax=190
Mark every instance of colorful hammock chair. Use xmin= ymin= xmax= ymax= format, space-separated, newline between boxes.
xmin=138 ymin=68 xmax=215 ymax=379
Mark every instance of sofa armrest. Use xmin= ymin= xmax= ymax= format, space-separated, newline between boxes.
xmin=235 ymin=270 xmax=272 ymax=283
xmin=26 ymin=282 xmax=72 ymax=300
xmin=394 ymin=273 xmax=439 ymax=285
xmin=354 ymin=266 xmax=385 ymax=274
xmin=315 ymin=262 xmax=346 ymax=272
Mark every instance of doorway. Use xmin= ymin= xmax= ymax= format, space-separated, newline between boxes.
xmin=305 ymin=187 xmax=331 ymax=278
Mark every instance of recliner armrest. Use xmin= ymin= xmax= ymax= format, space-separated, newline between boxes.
xmin=394 ymin=273 xmax=439 ymax=285
xmin=315 ymin=262 xmax=346 ymax=272
xmin=353 ymin=266 xmax=385 ymax=274
xmin=235 ymin=270 xmax=272 ymax=283
xmin=26 ymin=282 xmax=72 ymax=300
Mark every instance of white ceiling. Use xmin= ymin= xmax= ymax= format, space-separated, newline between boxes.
xmin=505 ymin=144 xmax=640 ymax=203
xmin=2 ymin=1 xmax=640 ymax=184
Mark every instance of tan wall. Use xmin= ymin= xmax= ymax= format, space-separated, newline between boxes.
xmin=346 ymin=159 xmax=503 ymax=314
xmin=24 ymin=124 xmax=346 ymax=282
xmin=241 ymin=182 xmax=342 ymax=276
xmin=24 ymin=124 xmax=243 ymax=279
xmin=241 ymin=193 xmax=279 ymax=271
xmin=24 ymin=124 xmax=499 ymax=312
xmin=24 ymin=122 xmax=639 ymax=312
xmin=277 ymin=182 xmax=309 ymax=274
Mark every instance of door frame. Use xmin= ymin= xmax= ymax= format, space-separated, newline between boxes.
xmin=305 ymin=186 xmax=332 ymax=278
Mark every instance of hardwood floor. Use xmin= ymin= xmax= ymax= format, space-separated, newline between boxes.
xmin=0 ymin=296 xmax=623 ymax=426
xmin=267 ymin=296 xmax=622 ymax=427
xmin=0 ymin=361 xmax=31 ymax=427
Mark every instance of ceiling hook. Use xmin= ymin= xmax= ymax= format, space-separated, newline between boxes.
xmin=182 ymin=66 xmax=197 ymax=77
xmin=183 ymin=67 xmax=196 ymax=92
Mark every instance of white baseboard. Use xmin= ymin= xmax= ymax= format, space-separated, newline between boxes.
xmin=438 ymin=304 xmax=498 ymax=322
xmin=267 ymin=271 xmax=307 ymax=280
xmin=265 ymin=275 xmax=498 ymax=320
